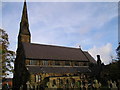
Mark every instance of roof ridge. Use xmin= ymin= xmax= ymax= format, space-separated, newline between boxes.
xmin=83 ymin=51 xmax=88 ymax=52
xmin=24 ymin=42 xmax=81 ymax=50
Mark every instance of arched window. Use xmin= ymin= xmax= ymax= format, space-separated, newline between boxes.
xmin=65 ymin=61 xmax=70 ymax=66
xmin=71 ymin=61 xmax=74 ymax=66
xmin=30 ymin=60 xmax=37 ymax=65
xmin=55 ymin=61 xmax=60 ymax=65
xmin=43 ymin=61 xmax=48 ymax=66
xmin=39 ymin=60 xmax=43 ymax=65
xmin=60 ymin=79 xmax=63 ymax=84
xmin=53 ymin=79 xmax=56 ymax=85
xmin=74 ymin=61 xmax=79 ymax=66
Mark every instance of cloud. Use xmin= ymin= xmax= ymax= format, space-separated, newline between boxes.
xmin=27 ymin=2 xmax=118 ymax=50
xmin=88 ymin=43 xmax=113 ymax=65
xmin=28 ymin=2 xmax=117 ymax=35
xmin=27 ymin=2 xmax=117 ymax=45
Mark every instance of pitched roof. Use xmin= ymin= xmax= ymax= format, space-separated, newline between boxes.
xmin=84 ymin=51 xmax=96 ymax=63
xmin=26 ymin=66 xmax=91 ymax=74
xmin=22 ymin=43 xmax=89 ymax=61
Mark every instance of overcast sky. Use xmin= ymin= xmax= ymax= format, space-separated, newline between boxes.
xmin=1 ymin=1 xmax=118 ymax=64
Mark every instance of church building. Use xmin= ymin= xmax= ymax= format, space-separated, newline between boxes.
xmin=13 ymin=1 xmax=96 ymax=89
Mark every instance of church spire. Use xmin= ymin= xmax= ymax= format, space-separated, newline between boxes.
xmin=19 ymin=0 xmax=30 ymax=35
xmin=18 ymin=0 xmax=31 ymax=44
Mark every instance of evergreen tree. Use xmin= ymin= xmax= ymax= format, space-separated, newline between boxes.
xmin=116 ymin=42 xmax=120 ymax=60
xmin=0 ymin=29 xmax=15 ymax=78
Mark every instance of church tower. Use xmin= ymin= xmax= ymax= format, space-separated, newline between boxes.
xmin=13 ymin=1 xmax=31 ymax=89
xmin=18 ymin=0 xmax=31 ymax=48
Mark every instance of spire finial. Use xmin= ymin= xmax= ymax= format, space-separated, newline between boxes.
xmin=22 ymin=0 xmax=27 ymax=21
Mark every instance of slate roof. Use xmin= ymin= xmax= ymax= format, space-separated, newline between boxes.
xmin=84 ymin=51 xmax=96 ymax=63
xmin=26 ymin=66 xmax=91 ymax=74
xmin=22 ymin=43 xmax=89 ymax=61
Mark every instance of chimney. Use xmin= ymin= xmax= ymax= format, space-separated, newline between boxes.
xmin=97 ymin=55 xmax=100 ymax=60
xmin=97 ymin=55 xmax=101 ymax=66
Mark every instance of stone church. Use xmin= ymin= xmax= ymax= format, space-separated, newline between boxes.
xmin=13 ymin=1 xmax=96 ymax=89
